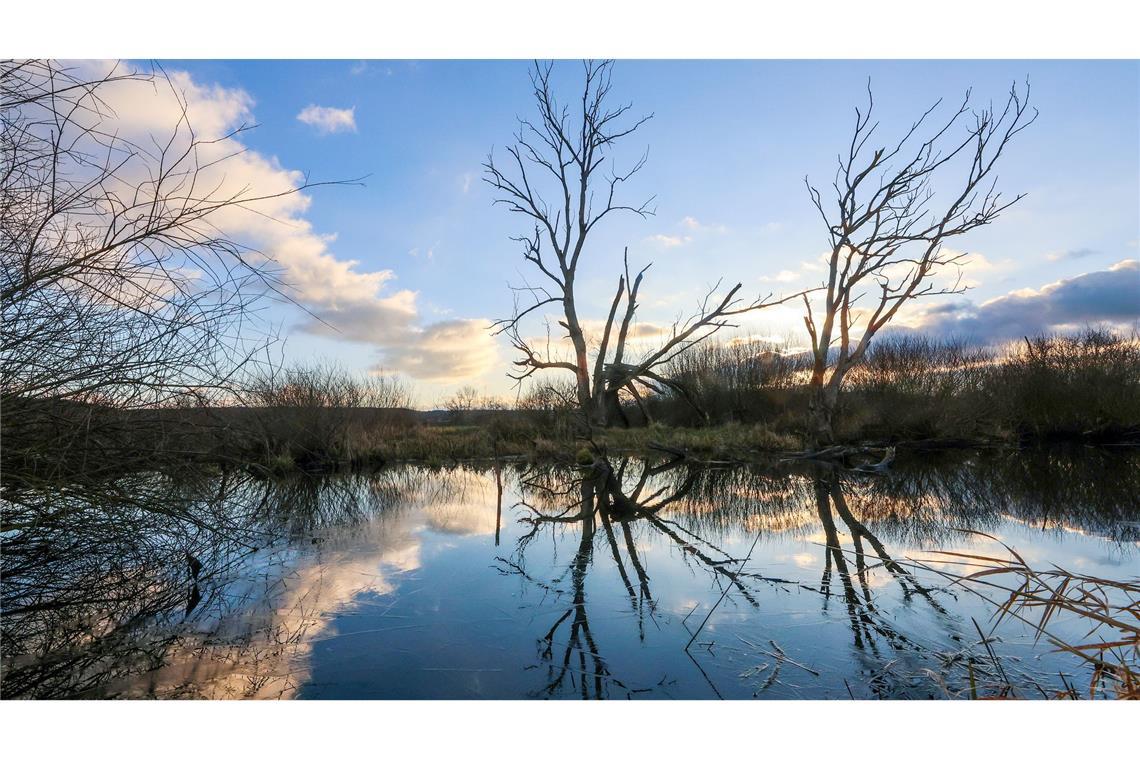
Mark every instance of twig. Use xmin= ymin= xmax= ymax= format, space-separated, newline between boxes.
xmin=684 ymin=530 xmax=761 ymax=651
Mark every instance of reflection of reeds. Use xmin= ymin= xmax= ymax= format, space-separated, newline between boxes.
xmin=919 ymin=532 xmax=1139 ymax=699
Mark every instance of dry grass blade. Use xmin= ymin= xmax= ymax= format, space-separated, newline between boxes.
xmin=915 ymin=530 xmax=1139 ymax=699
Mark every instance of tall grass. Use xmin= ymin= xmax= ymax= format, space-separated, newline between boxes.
xmin=647 ymin=337 xmax=810 ymax=427
xmin=992 ymin=331 xmax=1140 ymax=439
xmin=650 ymin=329 xmax=1140 ymax=443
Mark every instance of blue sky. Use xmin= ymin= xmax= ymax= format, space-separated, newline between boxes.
xmin=154 ymin=59 xmax=1139 ymax=403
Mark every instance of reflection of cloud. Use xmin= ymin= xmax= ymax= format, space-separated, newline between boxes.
xmin=420 ymin=468 xmax=500 ymax=536
xmin=790 ymin=552 xmax=817 ymax=568
xmin=425 ymin=500 xmax=500 ymax=536
xmin=129 ymin=508 xmax=423 ymax=699
xmin=124 ymin=468 xmax=502 ymax=698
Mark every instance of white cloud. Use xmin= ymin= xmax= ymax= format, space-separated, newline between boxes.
xmin=1046 ymin=247 xmax=1100 ymax=262
xmin=81 ymin=61 xmax=493 ymax=384
xmin=946 ymin=250 xmax=1016 ymax=289
xmin=296 ymin=104 xmax=357 ymax=134
xmin=760 ymin=269 xmax=800 ymax=283
xmin=680 ymin=216 xmax=728 ymax=233
xmin=375 ymin=319 xmax=499 ymax=382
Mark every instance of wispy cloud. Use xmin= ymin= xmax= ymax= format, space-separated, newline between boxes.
xmin=1046 ymin=247 xmax=1100 ymax=262
xmin=681 ymin=216 xmax=728 ymax=233
xmin=647 ymin=233 xmax=692 ymax=248
xmin=86 ymin=63 xmax=492 ymax=384
xmin=296 ymin=104 xmax=357 ymax=135
xmin=760 ymin=269 xmax=800 ymax=284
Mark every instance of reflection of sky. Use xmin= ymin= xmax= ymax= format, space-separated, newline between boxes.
xmin=122 ymin=461 xmax=1138 ymax=699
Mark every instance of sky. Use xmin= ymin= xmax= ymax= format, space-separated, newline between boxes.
xmin=130 ymin=59 xmax=1138 ymax=404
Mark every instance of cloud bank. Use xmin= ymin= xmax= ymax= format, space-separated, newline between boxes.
xmin=90 ymin=62 xmax=493 ymax=384
xmin=896 ymin=260 xmax=1139 ymax=341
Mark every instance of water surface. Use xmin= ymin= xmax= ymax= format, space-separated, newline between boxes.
xmin=3 ymin=448 xmax=1137 ymax=699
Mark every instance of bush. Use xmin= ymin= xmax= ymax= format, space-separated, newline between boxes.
xmin=239 ymin=363 xmax=414 ymax=469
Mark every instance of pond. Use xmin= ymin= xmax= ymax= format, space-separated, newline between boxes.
xmin=2 ymin=447 xmax=1138 ymax=699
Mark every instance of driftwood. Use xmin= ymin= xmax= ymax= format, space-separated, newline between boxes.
xmin=783 ymin=444 xmax=896 ymax=473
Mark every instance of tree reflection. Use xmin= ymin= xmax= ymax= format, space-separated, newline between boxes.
xmin=500 ymin=455 xmax=774 ymax=698
xmin=499 ymin=448 xmax=1140 ymax=699
xmin=812 ymin=472 xmax=952 ymax=661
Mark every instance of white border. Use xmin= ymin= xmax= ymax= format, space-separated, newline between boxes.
xmin=4 ymin=700 xmax=1137 ymax=757
xmin=6 ymin=0 xmax=1140 ymax=58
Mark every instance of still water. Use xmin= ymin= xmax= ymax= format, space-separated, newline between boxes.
xmin=3 ymin=448 xmax=1138 ymax=699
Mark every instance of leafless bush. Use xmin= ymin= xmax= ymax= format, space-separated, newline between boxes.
xmin=1 ymin=59 xmax=334 ymax=478
xmin=239 ymin=363 xmax=414 ymax=469
xmin=649 ymin=329 xmax=1139 ymax=441
xmin=514 ymin=379 xmax=582 ymax=439
xmin=991 ymin=329 xmax=1140 ymax=437
xmin=652 ymin=336 xmax=811 ymax=425
xmin=441 ymin=385 xmax=495 ymax=414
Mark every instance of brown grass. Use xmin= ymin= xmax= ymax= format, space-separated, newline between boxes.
xmin=918 ymin=531 xmax=1140 ymax=699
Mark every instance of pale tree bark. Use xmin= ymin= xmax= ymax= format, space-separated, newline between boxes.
xmin=801 ymin=80 xmax=1036 ymax=448
xmin=486 ymin=60 xmax=802 ymax=428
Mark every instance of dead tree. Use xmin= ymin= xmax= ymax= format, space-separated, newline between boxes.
xmin=486 ymin=60 xmax=800 ymax=428
xmin=801 ymin=81 xmax=1036 ymax=447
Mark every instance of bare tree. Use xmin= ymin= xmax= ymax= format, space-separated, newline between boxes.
xmin=801 ymin=81 xmax=1036 ymax=448
xmin=486 ymin=60 xmax=799 ymax=428
xmin=1 ymin=59 xmax=338 ymax=476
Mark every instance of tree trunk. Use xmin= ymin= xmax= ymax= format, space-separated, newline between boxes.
xmin=603 ymin=389 xmax=628 ymax=428
xmin=586 ymin=392 xmax=607 ymax=428
xmin=808 ymin=381 xmax=838 ymax=449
